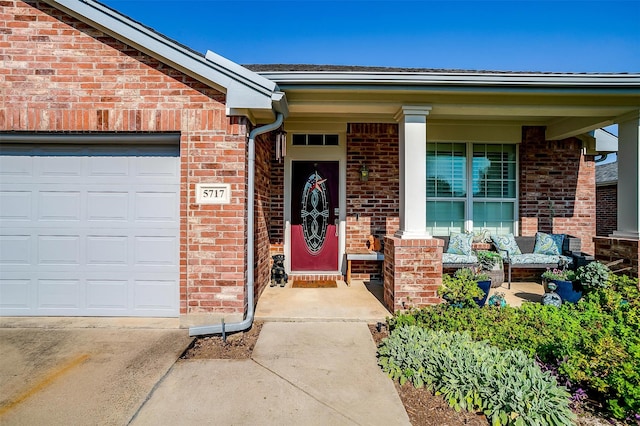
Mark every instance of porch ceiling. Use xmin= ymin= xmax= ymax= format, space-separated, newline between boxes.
xmin=279 ymin=88 xmax=637 ymax=125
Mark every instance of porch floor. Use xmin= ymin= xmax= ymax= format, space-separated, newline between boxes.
xmin=255 ymin=280 xmax=545 ymax=322
xmin=255 ymin=279 xmax=391 ymax=323
xmin=493 ymin=281 xmax=545 ymax=307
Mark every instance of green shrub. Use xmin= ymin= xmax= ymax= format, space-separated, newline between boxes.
xmin=575 ymin=261 xmax=611 ymax=289
xmin=388 ymin=274 xmax=640 ymax=420
xmin=378 ymin=326 xmax=575 ymax=425
xmin=437 ymin=269 xmax=485 ymax=308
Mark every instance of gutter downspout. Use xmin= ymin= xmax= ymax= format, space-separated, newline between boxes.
xmin=189 ymin=112 xmax=284 ymax=337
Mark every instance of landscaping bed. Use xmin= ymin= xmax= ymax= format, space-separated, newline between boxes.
xmin=380 ymin=272 xmax=640 ymax=425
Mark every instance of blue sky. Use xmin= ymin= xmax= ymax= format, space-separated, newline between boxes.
xmin=100 ymin=0 xmax=639 ymax=73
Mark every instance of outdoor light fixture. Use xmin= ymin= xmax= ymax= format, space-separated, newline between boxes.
xmin=359 ymin=163 xmax=369 ymax=182
xmin=275 ymin=128 xmax=287 ymax=162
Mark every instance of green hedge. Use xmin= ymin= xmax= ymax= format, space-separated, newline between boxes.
xmin=378 ymin=326 xmax=575 ymax=425
xmin=386 ymin=274 xmax=640 ymax=420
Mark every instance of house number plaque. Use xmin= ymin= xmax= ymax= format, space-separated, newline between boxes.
xmin=195 ymin=183 xmax=231 ymax=204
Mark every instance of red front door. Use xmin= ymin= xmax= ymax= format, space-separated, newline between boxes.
xmin=290 ymin=161 xmax=339 ymax=271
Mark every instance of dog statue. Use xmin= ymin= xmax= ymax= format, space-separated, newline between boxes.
xmin=270 ymin=254 xmax=288 ymax=287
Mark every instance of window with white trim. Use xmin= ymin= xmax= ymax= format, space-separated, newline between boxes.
xmin=426 ymin=142 xmax=517 ymax=236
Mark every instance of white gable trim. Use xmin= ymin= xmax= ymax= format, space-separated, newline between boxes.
xmin=42 ymin=0 xmax=285 ymax=115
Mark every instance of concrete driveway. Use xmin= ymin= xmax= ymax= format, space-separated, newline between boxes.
xmin=0 ymin=318 xmax=192 ymax=426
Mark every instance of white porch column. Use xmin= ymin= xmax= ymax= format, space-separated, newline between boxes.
xmin=394 ymin=105 xmax=432 ymax=238
xmin=613 ymin=111 xmax=640 ymax=239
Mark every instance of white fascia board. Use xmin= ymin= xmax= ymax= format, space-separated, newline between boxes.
xmin=43 ymin=0 xmax=278 ymax=112
xmin=594 ymin=129 xmax=619 ymax=152
xmin=257 ymin=71 xmax=640 ymax=90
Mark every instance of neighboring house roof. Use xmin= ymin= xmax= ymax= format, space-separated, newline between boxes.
xmin=596 ymin=162 xmax=618 ymax=186
xmin=42 ymin=0 xmax=287 ymax=118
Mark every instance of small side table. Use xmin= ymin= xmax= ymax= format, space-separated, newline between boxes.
xmin=345 ymin=249 xmax=385 ymax=285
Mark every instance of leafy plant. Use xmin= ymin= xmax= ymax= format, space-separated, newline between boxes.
xmin=454 ymin=266 xmax=490 ymax=282
xmin=575 ymin=261 xmax=610 ymax=289
xmin=378 ymin=327 xmax=575 ymax=425
xmin=477 ymin=250 xmax=502 ymax=271
xmin=541 ymin=268 xmax=576 ymax=282
xmin=438 ymin=268 xmax=486 ymax=308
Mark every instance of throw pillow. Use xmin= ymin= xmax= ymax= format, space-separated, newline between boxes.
xmin=534 ymin=232 xmax=564 ymax=255
xmin=446 ymin=232 xmax=473 ymax=255
xmin=491 ymin=233 xmax=522 ymax=257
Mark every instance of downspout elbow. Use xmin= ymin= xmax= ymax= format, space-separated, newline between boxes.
xmin=189 ymin=112 xmax=284 ymax=337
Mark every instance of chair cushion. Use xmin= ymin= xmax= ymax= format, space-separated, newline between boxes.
xmin=491 ymin=233 xmax=522 ymax=257
xmin=442 ymin=253 xmax=478 ymax=265
xmin=533 ymin=232 xmax=564 ymax=255
xmin=507 ymin=253 xmax=573 ymax=266
xmin=446 ymin=232 xmax=473 ymax=255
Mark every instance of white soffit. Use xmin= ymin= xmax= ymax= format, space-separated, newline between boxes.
xmin=42 ymin=0 xmax=284 ymax=114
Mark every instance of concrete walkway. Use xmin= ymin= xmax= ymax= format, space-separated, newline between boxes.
xmin=132 ymin=322 xmax=410 ymax=426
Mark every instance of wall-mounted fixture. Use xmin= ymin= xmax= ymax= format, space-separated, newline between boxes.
xmin=275 ymin=128 xmax=287 ymax=162
xmin=359 ymin=163 xmax=369 ymax=182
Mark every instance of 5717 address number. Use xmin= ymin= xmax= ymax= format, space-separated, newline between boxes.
xmin=195 ymin=183 xmax=231 ymax=204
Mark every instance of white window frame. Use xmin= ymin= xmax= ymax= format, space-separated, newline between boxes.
xmin=426 ymin=141 xmax=520 ymax=235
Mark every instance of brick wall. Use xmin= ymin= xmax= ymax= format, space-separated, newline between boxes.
xmin=384 ymin=237 xmax=443 ymax=312
xmin=596 ymin=184 xmax=617 ymax=236
xmin=520 ymin=127 xmax=596 ymax=254
xmin=347 ymin=123 xmax=400 ymax=280
xmin=255 ymin=132 xmax=274 ymax=298
xmin=3 ymin=1 xmax=249 ymax=316
xmin=269 ymin=145 xmax=285 ymax=248
xmin=594 ymin=237 xmax=639 ymax=277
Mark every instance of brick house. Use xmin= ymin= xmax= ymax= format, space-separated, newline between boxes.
xmin=2 ymin=0 xmax=639 ymax=330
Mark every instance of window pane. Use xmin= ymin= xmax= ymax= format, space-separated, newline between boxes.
xmin=427 ymin=201 xmax=465 ymax=236
xmin=427 ymin=143 xmax=466 ymax=197
xmin=473 ymin=201 xmax=514 ymax=235
xmin=308 ymin=134 xmax=323 ymax=145
xmin=473 ymin=144 xmax=516 ymax=199
xmin=325 ymin=134 xmax=339 ymax=145
xmin=292 ymin=134 xmax=306 ymax=145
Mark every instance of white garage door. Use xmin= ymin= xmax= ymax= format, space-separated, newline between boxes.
xmin=0 ymin=143 xmax=180 ymax=317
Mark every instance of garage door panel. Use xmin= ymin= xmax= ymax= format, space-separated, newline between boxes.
xmin=0 ymin=235 xmax=31 ymax=265
xmin=87 ymin=192 xmax=129 ymax=221
xmin=88 ymin=155 xmax=130 ymax=176
xmin=0 ymin=191 xmax=32 ymax=220
xmin=136 ymin=154 xmax=179 ymax=177
xmin=134 ymin=279 xmax=177 ymax=311
xmin=86 ymin=279 xmax=128 ymax=311
xmin=0 ymin=278 xmax=31 ymax=309
xmin=134 ymin=236 xmax=177 ymax=266
xmin=38 ymin=191 xmax=82 ymax=221
xmin=86 ymin=236 xmax=128 ymax=265
xmin=0 ymin=143 xmax=179 ymax=317
xmin=37 ymin=235 xmax=81 ymax=265
xmin=0 ymin=154 xmax=33 ymax=176
xmin=38 ymin=279 xmax=81 ymax=309
xmin=134 ymin=192 xmax=178 ymax=222
xmin=38 ymin=151 xmax=83 ymax=177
